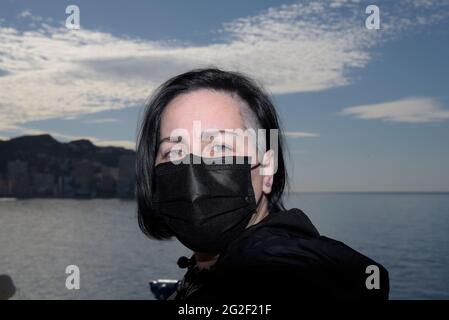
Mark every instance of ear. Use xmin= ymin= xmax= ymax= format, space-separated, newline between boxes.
xmin=261 ymin=149 xmax=275 ymax=194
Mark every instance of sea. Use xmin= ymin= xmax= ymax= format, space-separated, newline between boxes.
xmin=0 ymin=192 xmax=448 ymax=300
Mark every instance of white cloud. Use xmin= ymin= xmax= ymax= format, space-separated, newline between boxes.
xmin=340 ymin=97 xmax=449 ymax=123
xmin=17 ymin=9 xmax=43 ymax=22
xmin=0 ymin=0 xmax=448 ymax=134
xmin=83 ymin=118 xmax=120 ymax=124
xmin=288 ymin=149 xmax=310 ymax=155
xmin=284 ymin=131 xmax=319 ymax=138
xmin=91 ymin=139 xmax=135 ymax=149
xmin=17 ymin=10 xmax=32 ymax=19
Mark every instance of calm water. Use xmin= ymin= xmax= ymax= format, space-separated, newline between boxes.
xmin=0 ymin=193 xmax=448 ymax=299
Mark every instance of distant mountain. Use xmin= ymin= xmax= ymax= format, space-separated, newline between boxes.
xmin=0 ymin=134 xmax=136 ymax=198
xmin=0 ymin=134 xmax=134 ymax=174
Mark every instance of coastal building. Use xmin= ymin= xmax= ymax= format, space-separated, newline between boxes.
xmin=7 ymin=160 xmax=30 ymax=197
xmin=117 ymin=155 xmax=135 ymax=198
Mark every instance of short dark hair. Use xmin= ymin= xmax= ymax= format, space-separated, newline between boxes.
xmin=136 ymin=67 xmax=289 ymax=239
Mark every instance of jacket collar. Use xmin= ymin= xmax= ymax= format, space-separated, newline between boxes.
xmin=243 ymin=208 xmax=320 ymax=239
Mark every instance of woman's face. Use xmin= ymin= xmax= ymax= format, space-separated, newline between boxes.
xmin=156 ymin=89 xmax=274 ymax=208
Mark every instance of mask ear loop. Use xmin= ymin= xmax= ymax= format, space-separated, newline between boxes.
xmin=250 ymin=162 xmax=264 ymax=210
xmin=250 ymin=162 xmax=261 ymax=170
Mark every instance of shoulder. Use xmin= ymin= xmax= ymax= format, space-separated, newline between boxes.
xmin=218 ymin=209 xmax=348 ymax=268
xmin=222 ymin=227 xmax=386 ymax=274
xmin=215 ymin=209 xmax=389 ymax=299
xmin=223 ymin=208 xmax=385 ymax=269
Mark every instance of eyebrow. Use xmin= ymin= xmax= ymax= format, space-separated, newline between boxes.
xmin=158 ymin=129 xmax=240 ymax=146
xmin=201 ymin=129 xmax=239 ymax=140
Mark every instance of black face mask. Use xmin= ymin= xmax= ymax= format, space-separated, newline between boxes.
xmin=152 ymin=153 xmax=262 ymax=253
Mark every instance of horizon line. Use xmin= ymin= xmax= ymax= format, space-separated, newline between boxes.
xmin=287 ymin=191 xmax=449 ymax=194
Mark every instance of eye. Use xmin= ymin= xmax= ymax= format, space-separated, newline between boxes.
xmin=162 ymin=148 xmax=185 ymax=160
xmin=210 ymin=143 xmax=233 ymax=156
xmin=212 ymin=144 xmax=230 ymax=151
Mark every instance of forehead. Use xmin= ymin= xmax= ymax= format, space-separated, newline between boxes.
xmin=160 ymin=89 xmax=245 ymax=137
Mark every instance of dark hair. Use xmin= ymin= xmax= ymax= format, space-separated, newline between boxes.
xmin=136 ymin=67 xmax=289 ymax=239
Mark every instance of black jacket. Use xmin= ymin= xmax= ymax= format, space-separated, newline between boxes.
xmin=170 ymin=208 xmax=389 ymax=301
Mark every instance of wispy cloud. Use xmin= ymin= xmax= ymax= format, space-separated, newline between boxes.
xmin=86 ymin=138 xmax=134 ymax=150
xmin=16 ymin=9 xmax=45 ymax=25
xmin=288 ymin=149 xmax=310 ymax=155
xmin=0 ymin=1 xmax=448 ymax=136
xmin=17 ymin=10 xmax=32 ymax=19
xmin=340 ymin=97 xmax=449 ymax=123
xmin=83 ymin=118 xmax=120 ymax=124
xmin=284 ymin=131 xmax=319 ymax=138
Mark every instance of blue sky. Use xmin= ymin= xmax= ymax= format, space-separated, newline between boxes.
xmin=0 ymin=0 xmax=448 ymax=192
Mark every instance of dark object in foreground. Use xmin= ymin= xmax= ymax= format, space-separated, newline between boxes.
xmin=149 ymin=279 xmax=179 ymax=300
xmin=0 ymin=274 xmax=16 ymax=300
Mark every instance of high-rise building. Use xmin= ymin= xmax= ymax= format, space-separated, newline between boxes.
xmin=117 ymin=155 xmax=135 ymax=198
xmin=7 ymin=160 xmax=30 ymax=197
xmin=72 ymin=160 xmax=95 ymax=197
xmin=0 ymin=173 xmax=8 ymax=196
xmin=33 ymin=173 xmax=56 ymax=197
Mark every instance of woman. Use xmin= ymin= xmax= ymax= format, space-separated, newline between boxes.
xmin=136 ymin=68 xmax=389 ymax=301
